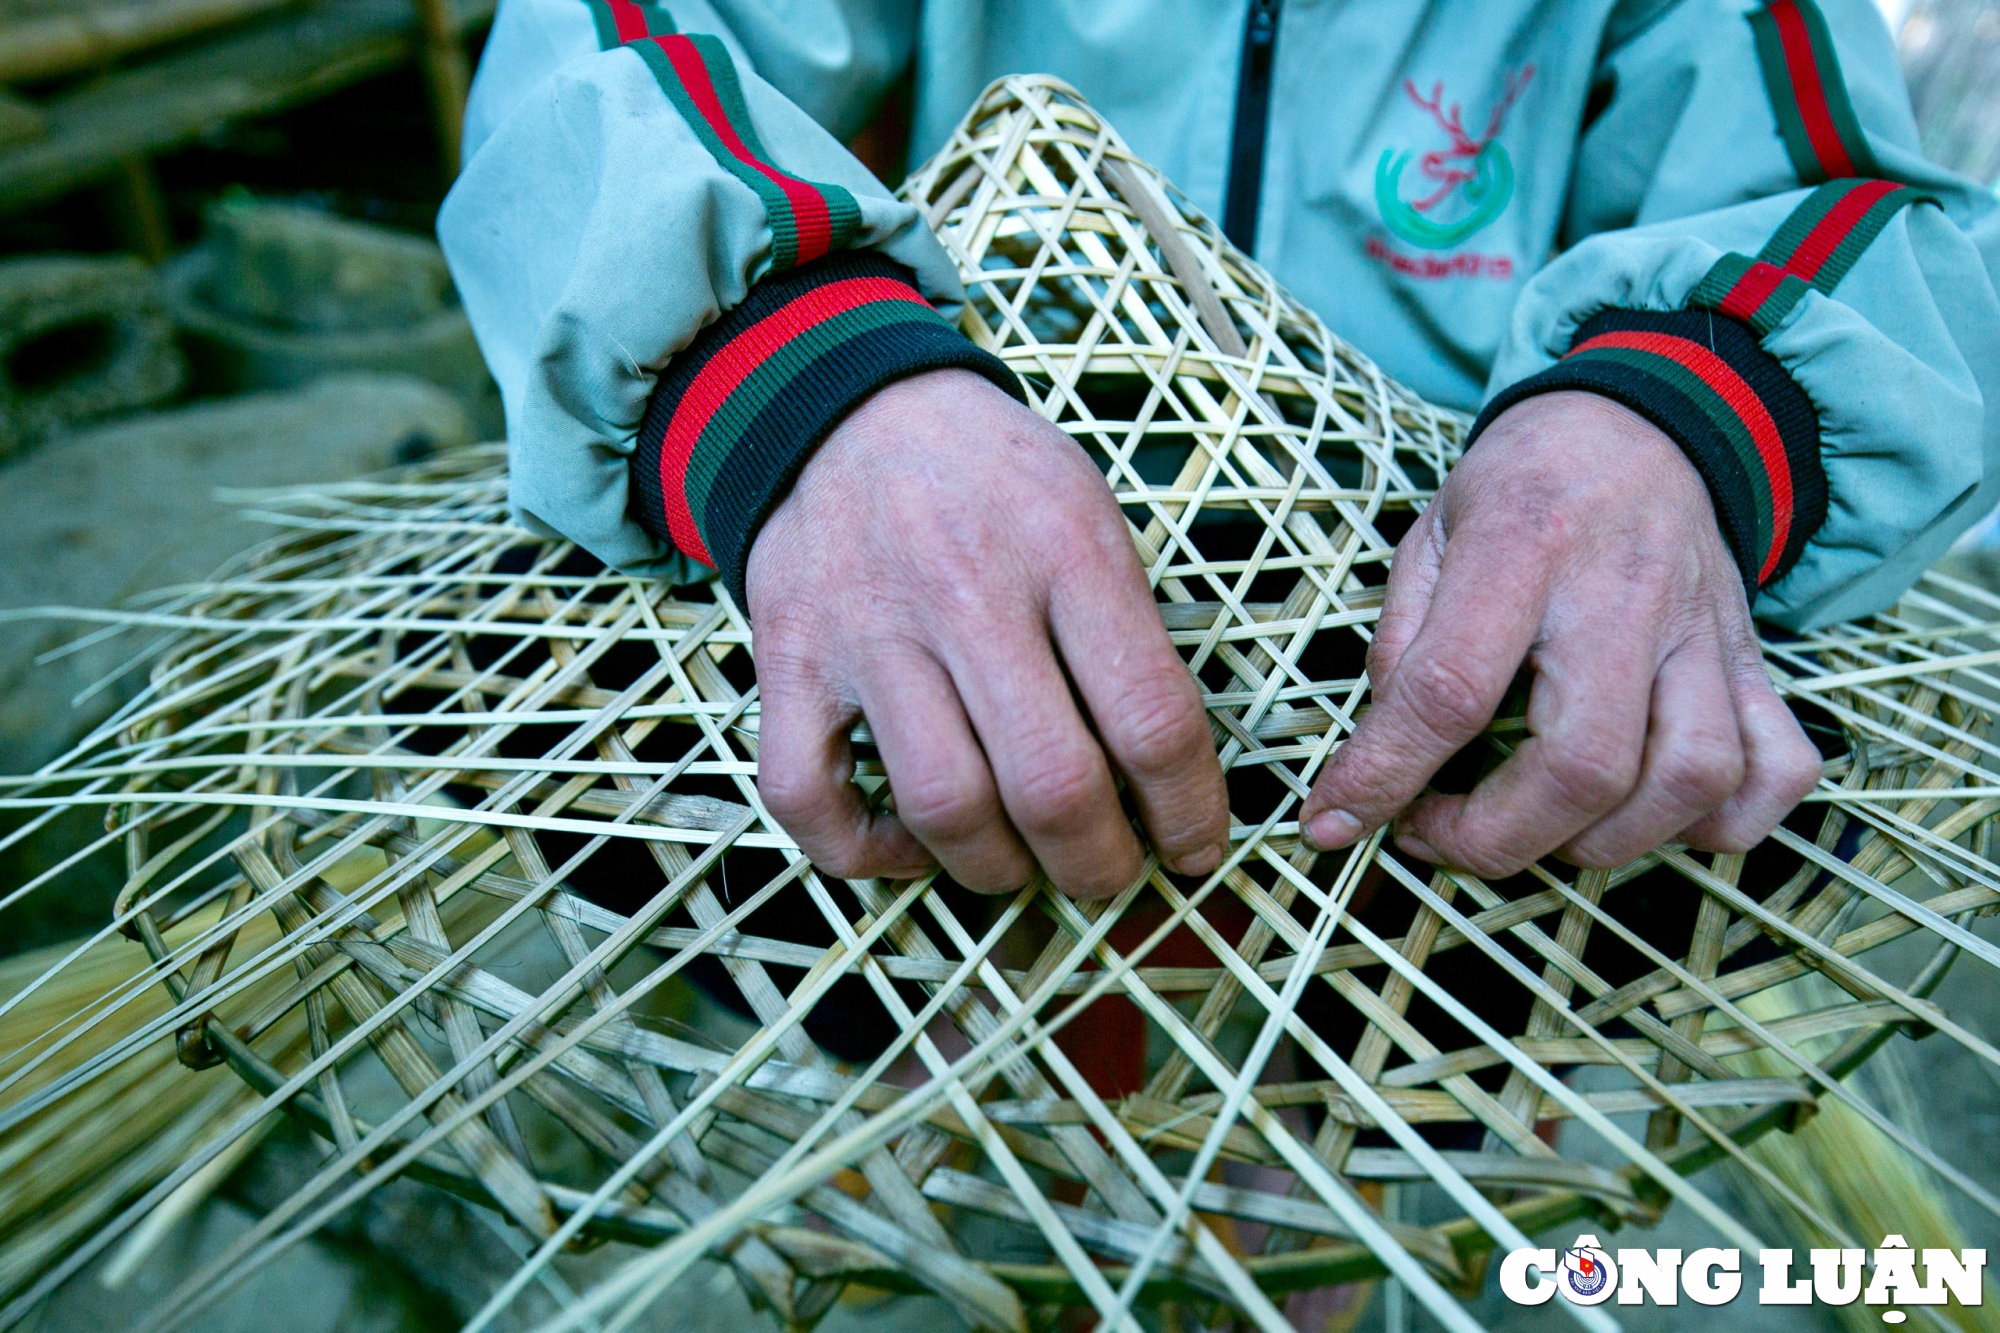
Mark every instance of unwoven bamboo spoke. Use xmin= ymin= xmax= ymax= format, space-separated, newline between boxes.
xmin=8 ymin=647 xmax=755 ymax=1319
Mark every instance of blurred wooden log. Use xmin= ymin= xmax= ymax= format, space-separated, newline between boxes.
xmin=0 ymin=0 xmax=495 ymax=215
xmin=411 ymin=0 xmax=469 ymax=177
xmin=0 ymin=0 xmax=298 ymax=86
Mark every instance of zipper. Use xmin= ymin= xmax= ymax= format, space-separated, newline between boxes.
xmin=1221 ymin=0 xmax=1282 ymax=254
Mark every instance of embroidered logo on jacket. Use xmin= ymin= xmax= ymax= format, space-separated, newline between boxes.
xmin=1375 ymin=67 xmax=1533 ymax=250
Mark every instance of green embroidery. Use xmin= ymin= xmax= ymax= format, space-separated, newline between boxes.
xmin=1375 ymin=142 xmax=1513 ymax=249
xmin=1376 ymin=69 xmax=1531 ymax=251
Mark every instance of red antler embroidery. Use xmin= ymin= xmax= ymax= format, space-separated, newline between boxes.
xmin=1402 ymin=65 xmax=1535 ymax=212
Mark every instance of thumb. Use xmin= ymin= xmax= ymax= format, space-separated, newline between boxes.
xmin=1302 ymin=520 xmax=1549 ymax=849
xmin=1361 ymin=502 xmax=1447 ymax=695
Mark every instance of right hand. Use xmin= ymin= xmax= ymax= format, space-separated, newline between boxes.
xmin=745 ymin=368 xmax=1230 ymax=897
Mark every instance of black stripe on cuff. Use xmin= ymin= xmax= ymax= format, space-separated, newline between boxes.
xmin=1469 ymin=308 xmax=1824 ymax=591
xmin=629 ymin=252 xmax=1024 ymax=607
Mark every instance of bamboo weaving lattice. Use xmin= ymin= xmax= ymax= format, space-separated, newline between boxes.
xmin=2 ymin=76 xmax=1999 ymax=1332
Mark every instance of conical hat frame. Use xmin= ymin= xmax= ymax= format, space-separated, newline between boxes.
xmin=2 ymin=75 xmax=1998 ymax=1331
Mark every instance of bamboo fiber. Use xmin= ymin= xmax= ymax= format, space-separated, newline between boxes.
xmin=2 ymin=76 xmax=1999 ymax=1331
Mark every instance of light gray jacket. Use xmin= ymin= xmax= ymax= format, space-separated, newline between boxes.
xmin=439 ymin=0 xmax=2000 ymax=629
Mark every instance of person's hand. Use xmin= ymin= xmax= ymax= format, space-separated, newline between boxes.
xmin=1300 ymin=391 xmax=1820 ymax=876
xmin=745 ymin=368 xmax=1230 ymax=897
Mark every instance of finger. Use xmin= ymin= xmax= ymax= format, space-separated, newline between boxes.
xmin=1392 ymin=608 xmax=1656 ymax=877
xmin=1301 ymin=517 xmax=1553 ymax=849
xmin=948 ymin=629 xmax=1149 ymax=900
xmin=1364 ymin=501 xmax=1448 ymax=693
xmin=858 ymin=650 xmax=1038 ymax=893
xmin=757 ymin=658 xmax=933 ymax=881
xmin=1050 ymin=542 xmax=1228 ymax=877
xmin=1559 ymin=637 xmax=1745 ymax=868
xmin=1680 ymin=617 xmax=1821 ymax=852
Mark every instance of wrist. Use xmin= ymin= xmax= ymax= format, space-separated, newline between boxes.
xmin=1472 ymin=307 xmax=1823 ymax=592
xmin=628 ymin=252 xmax=1024 ymax=605
xmin=1471 ymin=392 xmax=1719 ymax=530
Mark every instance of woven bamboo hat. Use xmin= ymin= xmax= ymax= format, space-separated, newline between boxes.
xmin=2 ymin=76 xmax=1998 ymax=1332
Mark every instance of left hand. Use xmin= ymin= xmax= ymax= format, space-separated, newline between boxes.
xmin=1299 ymin=391 xmax=1821 ymax=876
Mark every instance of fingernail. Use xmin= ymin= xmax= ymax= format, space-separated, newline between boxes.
xmin=1173 ymin=842 xmax=1226 ymax=877
xmin=1394 ymin=830 xmax=1441 ymax=863
xmin=1305 ymin=810 xmax=1363 ymax=851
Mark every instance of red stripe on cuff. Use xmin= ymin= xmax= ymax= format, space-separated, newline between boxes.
xmin=1770 ymin=0 xmax=1858 ymax=179
xmin=654 ymin=276 xmax=931 ymax=559
xmin=1572 ymin=329 xmax=1795 ymax=581
xmin=1718 ymin=260 xmax=1789 ymax=323
xmin=653 ymin=36 xmax=834 ymax=263
xmin=1785 ymin=177 xmax=1902 ymax=282
xmin=607 ymin=0 xmax=650 ymax=41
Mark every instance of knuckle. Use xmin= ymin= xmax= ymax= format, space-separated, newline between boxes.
xmin=1775 ymin=734 xmax=1824 ymax=803
xmin=757 ymin=766 xmax=828 ymax=827
xmin=1106 ymin=675 xmax=1209 ymax=778
xmin=1363 ymin=634 xmax=1403 ymax=684
xmin=1007 ymin=750 xmax=1107 ymax=836
xmin=1064 ymin=865 xmax=1137 ymax=900
xmin=749 ymin=599 xmax=802 ymax=646
xmin=1511 ymin=500 xmax=1575 ymax=558
xmin=950 ymin=853 xmax=1035 ymax=895
xmin=1724 ymin=636 xmax=1777 ymax=682
xmin=1395 ymin=654 xmax=1497 ymax=743
xmin=892 ymin=772 xmax=993 ymax=844
xmin=1448 ymin=837 xmax=1535 ymax=880
xmin=1653 ymin=740 xmax=1745 ymax=810
xmin=1391 ymin=505 xmax=1439 ymax=556
xmin=1691 ymin=821 xmax=1762 ymax=856
xmin=1543 ymin=738 xmax=1641 ymax=812
xmin=1562 ymin=838 xmax=1632 ymax=872
xmin=1624 ymin=502 xmax=1679 ymax=547
xmin=1614 ymin=534 xmax=1682 ymax=588
xmin=807 ymin=844 xmax=877 ymax=881
xmin=750 ymin=628 xmax=826 ymax=697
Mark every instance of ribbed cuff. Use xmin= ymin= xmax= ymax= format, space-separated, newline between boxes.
xmin=1469 ymin=308 xmax=1825 ymax=591
xmin=630 ymin=251 xmax=1024 ymax=605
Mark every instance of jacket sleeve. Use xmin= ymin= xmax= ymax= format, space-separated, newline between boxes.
xmin=1477 ymin=0 xmax=2000 ymax=631
xmin=439 ymin=0 xmax=1020 ymax=600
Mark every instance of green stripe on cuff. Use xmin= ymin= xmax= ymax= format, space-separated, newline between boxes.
xmin=629 ymin=37 xmax=802 ymax=268
xmin=1749 ymin=6 xmax=1824 ymax=182
xmin=1793 ymin=0 xmax=1880 ymax=176
xmin=1688 ymin=252 xmax=1758 ymax=310
xmin=1567 ymin=345 xmax=1776 ymax=559
xmin=680 ymin=301 xmax=945 ymax=521
xmin=1749 ymin=0 xmax=1882 ymax=183
xmin=691 ymin=31 xmax=770 ymax=159
xmin=685 ymin=32 xmax=859 ymax=259
xmin=1812 ymin=186 xmax=1932 ymax=291
xmin=1760 ymin=179 xmax=1850 ymax=267
xmin=584 ymin=1 xmax=620 ymax=50
xmin=1745 ymin=272 xmax=1814 ymax=333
